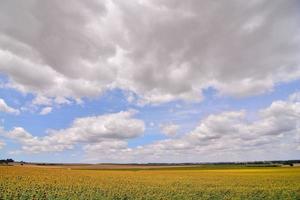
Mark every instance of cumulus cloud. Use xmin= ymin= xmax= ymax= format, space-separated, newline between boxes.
xmin=3 ymin=110 xmax=145 ymax=153
xmin=0 ymin=0 xmax=299 ymax=105
xmin=0 ymin=98 xmax=20 ymax=115
xmin=39 ymin=107 xmax=52 ymax=115
xmin=20 ymin=95 xmax=72 ymax=115
xmin=0 ymin=0 xmax=116 ymax=100
xmin=32 ymin=95 xmax=71 ymax=107
xmin=2 ymin=94 xmax=300 ymax=162
xmin=160 ymin=123 xmax=180 ymax=137
xmin=83 ymin=94 xmax=300 ymax=163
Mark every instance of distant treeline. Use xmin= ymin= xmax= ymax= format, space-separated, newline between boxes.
xmin=36 ymin=163 xmax=65 ymax=166
xmin=124 ymin=160 xmax=300 ymax=166
xmin=0 ymin=158 xmax=14 ymax=164
xmin=1 ymin=158 xmax=299 ymax=166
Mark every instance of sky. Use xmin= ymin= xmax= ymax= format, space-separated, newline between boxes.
xmin=0 ymin=0 xmax=299 ymax=163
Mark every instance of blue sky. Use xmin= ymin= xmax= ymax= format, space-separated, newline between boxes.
xmin=0 ymin=0 xmax=300 ymax=163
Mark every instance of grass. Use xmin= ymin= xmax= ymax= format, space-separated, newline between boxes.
xmin=0 ymin=165 xmax=299 ymax=199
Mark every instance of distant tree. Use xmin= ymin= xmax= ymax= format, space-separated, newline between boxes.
xmin=0 ymin=158 xmax=14 ymax=164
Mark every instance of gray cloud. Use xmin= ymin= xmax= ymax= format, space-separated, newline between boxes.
xmin=114 ymin=0 xmax=300 ymax=101
xmin=0 ymin=0 xmax=299 ymax=104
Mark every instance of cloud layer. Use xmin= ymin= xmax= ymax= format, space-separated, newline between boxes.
xmin=85 ymin=94 xmax=300 ymax=162
xmin=84 ymin=94 xmax=300 ymax=162
xmin=3 ymin=93 xmax=299 ymax=162
xmin=2 ymin=110 xmax=144 ymax=153
xmin=0 ymin=0 xmax=299 ymax=105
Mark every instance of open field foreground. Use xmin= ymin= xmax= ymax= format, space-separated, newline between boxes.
xmin=0 ymin=166 xmax=299 ymax=200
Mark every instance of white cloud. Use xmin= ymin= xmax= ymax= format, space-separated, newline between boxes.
xmin=160 ymin=123 xmax=180 ymax=137
xmin=32 ymin=96 xmax=53 ymax=106
xmin=0 ymin=140 xmax=5 ymax=149
xmin=0 ymin=0 xmax=299 ymax=105
xmin=83 ymin=93 xmax=300 ymax=163
xmin=7 ymin=127 xmax=33 ymax=141
xmin=39 ymin=107 xmax=52 ymax=115
xmin=289 ymin=92 xmax=300 ymax=102
xmin=0 ymin=98 xmax=20 ymax=115
xmin=3 ymin=93 xmax=300 ymax=162
xmin=3 ymin=110 xmax=145 ymax=153
xmin=21 ymin=95 xmax=72 ymax=115
xmin=83 ymin=140 xmax=128 ymax=152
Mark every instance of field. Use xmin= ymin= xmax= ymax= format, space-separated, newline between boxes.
xmin=0 ymin=165 xmax=299 ymax=200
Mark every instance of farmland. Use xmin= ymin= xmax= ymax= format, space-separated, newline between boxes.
xmin=0 ymin=165 xmax=299 ymax=199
